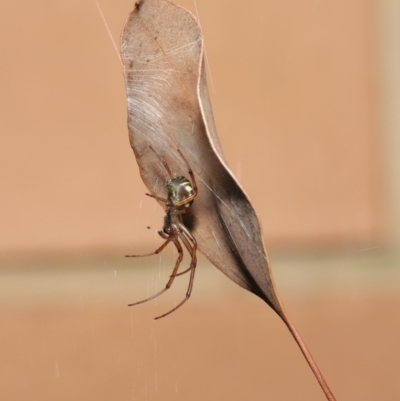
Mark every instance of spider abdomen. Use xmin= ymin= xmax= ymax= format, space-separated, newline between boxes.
xmin=166 ymin=176 xmax=195 ymax=207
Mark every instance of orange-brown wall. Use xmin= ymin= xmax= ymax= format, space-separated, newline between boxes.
xmin=0 ymin=0 xmax=384 ymax=259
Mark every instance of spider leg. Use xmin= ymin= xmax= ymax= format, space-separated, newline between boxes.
xmin=154 ymin=224 xmax=197 ymax=320
xmin=149 ymin=146 xmax=173 ymax=179
xmin=128 ymin=237 xmax=183 ymax=307
xmin=173 ymin=268 xmax=191 ymax=277
xmin=125 ymin=238 xmax=170 ymax=258
xmin=145 ymin=193 xmax=168 ymax=203
xmin=169 ymin=230 xmax=194 ymax=277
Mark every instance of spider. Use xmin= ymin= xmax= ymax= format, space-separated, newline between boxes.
xmin=126 ymin=147 xmax=198 ymax=320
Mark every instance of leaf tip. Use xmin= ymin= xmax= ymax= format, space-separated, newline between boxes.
xmin=135 ymin=0 xmax=144 ymax=11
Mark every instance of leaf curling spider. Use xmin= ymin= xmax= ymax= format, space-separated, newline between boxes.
xmin=126 ymin=147 xmax=198 ymax=320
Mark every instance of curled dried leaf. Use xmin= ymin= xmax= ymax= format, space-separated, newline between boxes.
xmin=121 ymin=0 xmax=281 ymax=313
xmin=121 ymin=1 xmax=337 ymax=400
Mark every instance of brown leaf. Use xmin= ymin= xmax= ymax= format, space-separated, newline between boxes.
xmin=121 ymin=1 xmax=337 ymax=400
xmin=121 ymin=0 xmax=282 ymax=312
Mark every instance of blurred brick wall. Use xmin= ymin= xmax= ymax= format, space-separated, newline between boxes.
xmin=0 ymin=0 xmax=385 ymax=258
